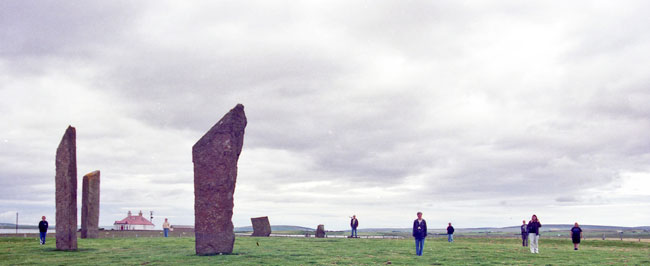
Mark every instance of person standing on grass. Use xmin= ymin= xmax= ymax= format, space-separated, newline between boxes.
xmin=526 ymin=214 xmax=542 ymax=253
xmin=412 ymin=212 xmax=427 ymax=256
xmin=350 ymin=215 xmax=359 ymax=238
xmin=571 ymin=222 xmax=583 ymax=250
xmin=38 ymin=216 xmax=48 ymax=245
xmin=162 ymin=218 xmax=170 ymax=237
xmin=447 ymin=222 xmax=455 ymax=242
xmin=521 ymin=220 xmax=528 ymax=247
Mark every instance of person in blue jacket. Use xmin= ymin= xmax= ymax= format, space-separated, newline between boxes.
xmin=447 ymin=222 xmax=455 ymax=242
xmin=412 ymin=212 xmax=427 ymax=256
xmin=38 ymin=216 xmax=48 ymax=245
xmin=521 ymin=220 xmax=528 ymax=247
xmin=570 ymin=222 xmax=583 ymax=250
xmin=526 ymin=214 xmax=542 ymax=253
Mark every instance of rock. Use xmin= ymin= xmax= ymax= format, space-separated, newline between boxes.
xmin=193 ymin=104 xmax=247 ymax=255
xmin=81 ymin=170 xmax=100 ymax=239
xmin=316 ymin=224 xmax=325 ymax=238
xmin=55 ymin=126 xmax=77 ymax=250
xmin=250 ymin=216 xmax=271 ymax=237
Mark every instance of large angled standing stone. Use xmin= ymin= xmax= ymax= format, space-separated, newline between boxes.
xmin=81 ymin=170 xmax=100 ymax=239
xmin=316 ymin=224 xmax=325 ymax=238
xmin=55 ymin=126 xmax=77 ymax=250
xmin=250 ymin=216 xmax=271 ymax=237
xmin=193 ymin=104 xmax=247 ymax=255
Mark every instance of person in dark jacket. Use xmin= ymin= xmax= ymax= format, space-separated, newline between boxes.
xmin=570 ymin=222 xmax=583 ymax=250
xmin=521 ymin=220 xmax=528 ymax=247
xmin=446 ymin=222 xmax=455 ymax=242
xmin=350 ymin=215 xmax=359 ymax=238
xmin=526 ymin=214 xmax=542 ymax=253
xmin=412 ymin=212 xmax=427 ymax=256
xmin=38 ymin=216 xmax=48 ymax=245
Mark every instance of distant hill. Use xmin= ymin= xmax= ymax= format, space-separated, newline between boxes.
xmin=494 ymin=224 xmax=650 ymax=232
xmin=0 ymin=223 xmax=38 ymax=229
xmin=3 ymin=223 xmax=647 ymax=232
xmin=234 ymin=225 xmax=314 ymax=232
xmin=330 ymin=225 xmax=650 ymax=233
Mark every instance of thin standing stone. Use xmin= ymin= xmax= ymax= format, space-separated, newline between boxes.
xmin=81 ymin=170 xmax=100 ymax=239
xmin=193 ymin=104 xmax=247 ymax=255
xmin=55 ymin=126 xmax=77 ymax=250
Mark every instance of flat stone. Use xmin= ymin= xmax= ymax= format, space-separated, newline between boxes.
xmin=81 ymin=170 xmax=100 ymax=239
xmin=193 ymin=104 xmax=247 ymax=255
xmin=316 ymin=224 xmax=325 ymax=238
xmin=55 ymin=126 xmax=77 ymax=250
xmin=250 ymin=216 xmax=271 ymax=237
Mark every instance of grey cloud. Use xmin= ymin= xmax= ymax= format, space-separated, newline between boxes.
xmin=0 ymin=1 xmax=140 ymax=58
xmin=2 ymin=1 xmax=650 ymax=228
xmin=556 ymin=196 xmax=579 ymax=203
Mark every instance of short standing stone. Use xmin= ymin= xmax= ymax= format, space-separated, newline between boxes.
xmin=316 ymin=224 xmax=325 ymax=238
xmin=81 ymin=170 xmax=100 ymax=239
xmin=55 ymin=126 xmax=77 ymax=250
xmin=250 ymin=216 xmax=271 ymax=237
xmin=193 ymin=104 xmax=247 ymax=255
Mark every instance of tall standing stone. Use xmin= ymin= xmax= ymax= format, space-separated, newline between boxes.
xmin=316 ymin=224 xmax=325 ymax=238
xmin=193 ymin=104 xmax=247 ymax=255
xmin=55 ymin=126 xmax=77 ymax=250
xmin=250 ymin=216 xmax=271 ymax=237
xmin=81 ymin=170 xmax=100 ymax=239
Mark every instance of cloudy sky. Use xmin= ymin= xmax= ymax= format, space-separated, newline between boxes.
xmin=1 ymin=1 xmax=649 ymax=230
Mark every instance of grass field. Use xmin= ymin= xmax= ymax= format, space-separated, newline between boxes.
xmin=1 ymin=236 xmax=648 ymax=265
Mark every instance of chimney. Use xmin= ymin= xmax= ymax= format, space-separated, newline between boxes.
xmin=139 ymin=210 xmax=143 ymax=216
xmin=128 ymin=211 xmax=132 ymax=217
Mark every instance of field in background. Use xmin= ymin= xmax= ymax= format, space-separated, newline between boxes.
xmin=1 ymin=236 xmax=648 ymax=265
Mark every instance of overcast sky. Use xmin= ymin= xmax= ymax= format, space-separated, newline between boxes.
xmin=1 ymin=1 xmax=649 ymax=230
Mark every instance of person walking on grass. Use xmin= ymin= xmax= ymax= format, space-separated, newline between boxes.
xmin=38 ymin=216 xmax=48 ymax=245
xmin=521 ymin=220 xmax=528 ymax=247
xmin=527 ymin=214 xmax=542 ymax=253
xmin=162 ymin=218 xmax=171 ymax=237
xmin=412 ymin=212 xmax=427 ymax=256
xmin=447 ymin=222 xmax=455 ymax=242
xmin=350 ymin=215 xmax=359 ymax=238
xmin=571 ymin=222 xmax=583 ymax=250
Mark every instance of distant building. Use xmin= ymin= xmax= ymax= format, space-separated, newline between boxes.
xmin=113 ymin=210 xmax=155 ymax=230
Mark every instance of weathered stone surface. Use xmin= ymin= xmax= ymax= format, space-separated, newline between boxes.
xmin=250 ymin=216 xmax=271 ymax=237
xmin=316 ymin=224 xmax=325 ymax=238
xmin=55 ymin=126 xmax=77 ymax=250
xmin=193 ymin=104 xmax=247 ymax=255
xmin=81 ymin=170 xmax=100 ymax=239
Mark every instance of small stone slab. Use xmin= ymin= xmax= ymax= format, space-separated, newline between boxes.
xmin=316 ymin=224 xmax=325 ymax=238
xmin=251 ymin=216 xmax=271 ymax=237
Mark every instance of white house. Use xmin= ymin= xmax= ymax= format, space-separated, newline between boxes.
xmin=113 ymin=210 xmax=155 ymax=230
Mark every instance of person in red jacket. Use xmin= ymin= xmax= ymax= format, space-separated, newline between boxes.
xmin=350 ymin=215 xmax=359 ymax=238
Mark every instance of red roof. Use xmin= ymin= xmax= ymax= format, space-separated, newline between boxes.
xmin=114 ymin=214 xmax=155 ymax=226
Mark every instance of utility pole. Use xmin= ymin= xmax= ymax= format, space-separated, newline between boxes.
xmin=15 ymin=212 xmax=18 ymax=234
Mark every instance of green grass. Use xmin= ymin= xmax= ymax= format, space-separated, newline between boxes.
xmin=1 ymin=236 xmax=648 ymax=265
